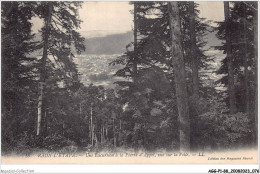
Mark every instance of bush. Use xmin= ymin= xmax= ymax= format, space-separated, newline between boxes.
xmin=194 ymin=97 xmax=252 ymax=150
xmin=42 ymin=134 xmax=76 ymax=151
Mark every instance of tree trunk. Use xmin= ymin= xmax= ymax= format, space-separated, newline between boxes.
xmin=94 ymin=125 xmax=98 ymax=147
xmin=189 ymin=1 xmax=199 ymax=99
xmin=101 ymin=121 xmax=105 ymax=144
xmin=243 ymin=3 xmax=249 ymax=114
xmin=168 ymin=2 xmax=190 ymax=152
xmin=113 ymin=118 xmax=116 ymax=148
xmin=105 ymin=125 xmax=108 ymax=138
xmin=224 ymin=2 xmax=236 ymax=114
xmin=37 ymin=3 xmax=52 ymax=136
xmin=103 ymin=125 xmax=106 ymax=140
xmin=253 ymin=4 xmax=258 ymax=144
xmin=96 ymin=133 xmax=98 ymax=146
xmin=79 ymin=102 xmax=82 ymax=118
xmin=92 ymin=123 xmax=95 ymax=146
xmin=101 ymin=124 xmax=103 ymax=144
xmin=89 ymin=116 xmax=91 ymax=142
xmin=42 ymin=110 xmax=48 ymax=137
xmin=90 ymin=103 xmax=93 ymax=146
xmin=102 ymin=123 xmax=105 ymax=141
xmin=37 ymin=83 xmax=44 ymax=136
xmin=133 ymin=2 xmax=138 ymax=83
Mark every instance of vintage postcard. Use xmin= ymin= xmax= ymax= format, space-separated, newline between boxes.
xmin=1 ymin=0 xmax=258 ymax=168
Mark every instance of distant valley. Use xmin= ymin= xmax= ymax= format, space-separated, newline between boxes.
xmin=76 ymin=31 xmax=133 ymax=87
xmin=75 ymin=54 xmax=124 ymax=88
xmin=84 ymin=31 xmax=133 ymax=55
xmin=31 ymin=30 xmax=224 ymax=88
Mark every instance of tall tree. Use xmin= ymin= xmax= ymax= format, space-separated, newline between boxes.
xmin=216 ymin=2 xmax=255 ymax=113
xmin=35 ymin=2 xmax=85 ymax=136
xmin=215 ymin=2 xmax=257 ymax=146
xmin=2 ymin=1 xmax=38 ymax=147
xmin=224 ymin=1 xmax=236 ymax=114
xmin=133 ymin=2 xmax=138 ymax=84
xmin=168 ymin=1 xmax=190 ymax=151
xmin=111 ymin=1 xmax=212 ymax=150
xmin=253 ymin=2 xmax=258 ymax=144
xmin=37 ymin=2 xmax=53 ymax=136
xmin=189 ymin=1 xmax=199 ymax=99
xmin=242 ymin=3 xmax=249 ymax=114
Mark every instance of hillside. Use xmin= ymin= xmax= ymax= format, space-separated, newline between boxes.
xmin=84 ymin=31 xmax=133 ymax=55
xmin=75 ymin=31 xmax=133 ymax=87
xmin=29 ymin=30 xmax=224 ymax=89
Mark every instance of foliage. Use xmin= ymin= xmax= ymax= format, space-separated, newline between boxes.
xmin=215 ymin=1 xmax=257 ymax=113
xmin=193 ymin=97 xmax=252 ymax=150
xmin=1 ymin=1 xmax=39 ymax=152
xmin=1 ymin=2 xmax=257 ymax=154
xmin=42 ymin=134 xmax=76 ymax=151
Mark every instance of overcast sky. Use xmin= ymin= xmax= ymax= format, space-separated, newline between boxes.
xmin=78 ymin=1 xmax=224 ymax=32
xmin=32 ymin=1 xmax=225 ymax=36
xmin=78 ymin=2 xmax=133 ymax=32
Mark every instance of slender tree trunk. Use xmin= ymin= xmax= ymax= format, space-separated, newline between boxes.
xmin=89 ymin=117 xmax=91 ymax=142
xmin=103 ymin=125 xmax=106 ymax=141
xmin=253 ymin=4 xmax=258 ymax=144
xmin=42 ymin=110 xmax=48 ymax=136
xmin=105 ymin=125 xmax=108 ymax=138
xmin=101 ymin=123 xmax=103 ymax=144
xmin=133 ymin=2 xmax=138 ymax=83
xmin=243 ymin=3 xmax=249 ymax=114
xmin=168 ymin=2 xmax=190 ymax=152
xmin=94 ymin=123 xmax=98 ymax=146
xmin=96 ymin=133 xmax=98 ymax=146
xmin=79 ymin=102 xmax=82 ymax=117
xmin=224 ymin=2 xmax=236 ymax=114
xmin=101 ymin=121 xmax=105 ymax=144
xmin=92 ymin=124 xmax=95 ymax=146
xmin=90 ymin=103 xmax=93 ymax=146
xmin=113 ymin=118 xmax=116 ymax=148
xmin=189 ymin=1 xmax=199 ymax=99
xmin=102 ymin=123 xmax=105 ymax=141
xmin=37 ymin=85 xmax=43 ymax=136
xmin=37 ymin=3 xmax=52 ymax=136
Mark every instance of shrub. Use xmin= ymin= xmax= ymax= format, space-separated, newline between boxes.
xmin=194 ymin=97 xmax=252 ymax=150
xmin=42 ymin=134 xmax=76 ymax=151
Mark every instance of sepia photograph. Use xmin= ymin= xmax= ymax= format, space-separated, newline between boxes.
xmin=1 ymin=0 xmax=258 ymax=168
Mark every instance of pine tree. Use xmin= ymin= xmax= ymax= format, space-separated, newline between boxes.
xmin=189 ymin=1 xmax=199 ymax=99
xmin=242 ymin=2 xmax=250 ymax=114
xmin=216 ymin=2 xmax=256 ymax=115
xmin=1 ymin=1 xmax=38 ymax=148
xmin=133 ymin=2 xmax=138 ymax=84
xmin=215 ymin=2 xmax=257 ymax=146
xmin=35 ymin=2 xmax=85 ymax=136
xmin=168 ymin=1 xmax=190 ymax=151
xmin=224 ymin=2 xmax=236 ymax=114
xmin=36 ymin=2 xmax=52 ymax=136
xmin=111 ymin=1 xmax=212 ymax=150
xmin=252 ymin=2 xmax=258 ymax=144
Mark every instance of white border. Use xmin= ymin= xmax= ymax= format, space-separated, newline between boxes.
xmin=0 ymin=0 xmax=259 ymax=173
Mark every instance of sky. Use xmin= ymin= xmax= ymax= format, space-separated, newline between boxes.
xmin=32 ymin=1 xmax=225 ymax=37
xmin=78 ymin=1 xmax=224 ymax=37
xmin=78 ymin=2 xmax=133 ymax=33
xmin=197 ymin=1 xmax=224 ymax=23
